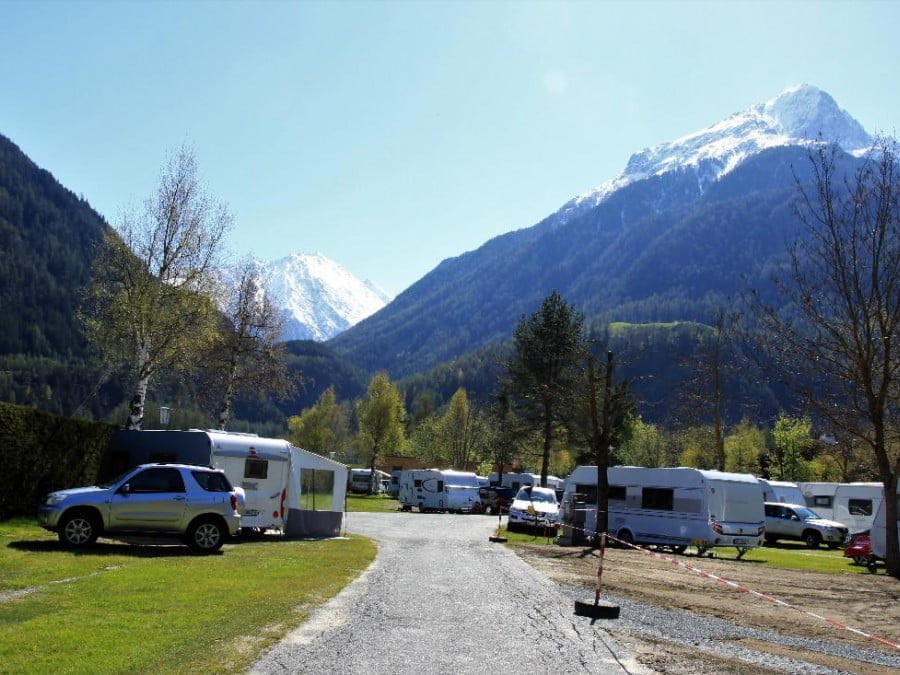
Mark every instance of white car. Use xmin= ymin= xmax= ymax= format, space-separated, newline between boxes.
xmin=507 ymin=486 xmax=559 ymax=531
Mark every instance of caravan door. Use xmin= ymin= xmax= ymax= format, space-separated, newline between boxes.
xmin=213 ymin=449 xmax=290 ymax=530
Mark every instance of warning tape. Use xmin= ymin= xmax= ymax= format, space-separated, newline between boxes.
xmin=561 ymin=522 xmax=900 ymax=651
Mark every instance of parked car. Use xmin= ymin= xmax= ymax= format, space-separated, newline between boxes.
xmin=507 ymin=486 xmax=559 ymax=531
xmin=843 ymin=531 xmax=871 ymax=566
xmin=475 ymin=486 xmax=516 ymax=515
xmin=763 ymin=502 xmax=848 ymax=549
xmin=38 ymin=464 xmax=242 ymax=553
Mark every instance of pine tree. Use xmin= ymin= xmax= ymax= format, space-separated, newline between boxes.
xmin=506 ymin=291 xmax=584 ymax=486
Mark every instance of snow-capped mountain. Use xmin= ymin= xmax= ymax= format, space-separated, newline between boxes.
xmin=556 ymin=84 xmax=872 ymax=224
xmin=237 ymin=253 xmax=391 ymax=342
xmin=331 ymin=84 xmax=883 ymax=379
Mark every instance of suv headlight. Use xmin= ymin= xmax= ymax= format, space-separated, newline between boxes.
xmin=44 ymin=493 xmax=65 ymax=506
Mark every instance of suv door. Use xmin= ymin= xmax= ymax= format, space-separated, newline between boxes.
xmin=781 ymin=506 xmax=803 ymax=539
xmin=109 ymin=468 xmax=189 ymax=532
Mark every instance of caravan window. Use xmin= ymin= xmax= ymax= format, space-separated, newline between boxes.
xmin=300 ymin=469 xmax=335 ymax=511
xmin=244 ymin=458 xmax=269 ymax=479
xmin=642 ymin=488 xmax=673 ymax=510
xmin=574 ymin=485 xmax=597 ymax=504
xmin=609 ymin=486 xmax=626 ymax=501
xmin=848 ymin=499 xmax=873 ymax=516
xmin=414 ymin=479 xmax=422 ymax=488
xmin=812 ymin=495 xmax=832 ymax=508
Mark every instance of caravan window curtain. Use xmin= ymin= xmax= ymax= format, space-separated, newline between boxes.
xmin=300 ymin=469 xmax=335 ymax=511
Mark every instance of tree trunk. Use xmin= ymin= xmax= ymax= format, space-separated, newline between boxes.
xmin=884 ymin=473 xmax=899 ymax=578
xmin=217 ymin=359 xmax=238 ymax=431
xmin=369 ymin=444 xmax=379 ymax=495
xmin=541 ymin=395 xmax=552 ymax=488
xmin=126 ymin=342 xmax=151 ymax=431
xmin=126 ymin=375 xmax=149 ymax=430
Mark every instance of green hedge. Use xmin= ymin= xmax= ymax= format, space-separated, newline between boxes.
xmin=0 ymin=402 xmax=116 ymax=519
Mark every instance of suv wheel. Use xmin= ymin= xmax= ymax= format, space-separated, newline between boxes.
xmin=187 ymin=517 xmax=225 ymax=553
xmin=59 ymin=511 xmax=100 ymax=548
xmin=803 ymin=530 xmax=822 ymax=549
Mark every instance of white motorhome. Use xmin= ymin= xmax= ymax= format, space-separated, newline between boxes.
xmin=103 ymin=430 xmax=348 ymax=537
xmin=799 ymin=482 xmax=883 ymax=533
xmin=759 ymin=479 xmax=805 ymax=504
xmin=399 ymin=469 xmax=444 ymax=511
xmin=869 ymin=482 xmax=899 ymax=565
xmin=562 ymin=466 xmax=766 ymax=555
xmin=398 ymin=469 xmax=482 ymax=512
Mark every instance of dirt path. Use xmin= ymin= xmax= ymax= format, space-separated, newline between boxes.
xmin=515 ymin=543 xmax=900 ymax=674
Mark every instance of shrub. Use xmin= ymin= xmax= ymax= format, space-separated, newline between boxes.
xmin=0 ymin=402 xmax=116 ymax=519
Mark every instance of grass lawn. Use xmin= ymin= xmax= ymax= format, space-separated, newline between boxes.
xmin=345 ymin=493 xmax=401 ymax=513
xmin=499 ymin=525 xmax=866 ymax=574
xmin=0 ymin=518 xmax=376 ymax=673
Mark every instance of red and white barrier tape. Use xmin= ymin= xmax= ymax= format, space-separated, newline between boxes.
xmin=562 ymin=522 xmax=900 ymax=651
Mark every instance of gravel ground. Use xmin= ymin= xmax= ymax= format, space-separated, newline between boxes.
xmin=517 ymin=543 xmax=900 ymax=674
xmin=250 ymin=512 xmax=644 ymax=674
xmin=250 ymin=513 xmax=899 ymax=674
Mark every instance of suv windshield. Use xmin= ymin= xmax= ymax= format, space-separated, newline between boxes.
xmin=516 ymin=488 xmax=557 ymax=503
xmin=794 ymin=506 xmax=822 ymax=520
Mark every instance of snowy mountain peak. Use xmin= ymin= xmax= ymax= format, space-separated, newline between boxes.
xmin=758 ymin=84 xmax=871 ymax=150
xmin=558 ymin=85 xmax=872 ymax=222
xmin=229 ymin=253 xmax=391 ymax=342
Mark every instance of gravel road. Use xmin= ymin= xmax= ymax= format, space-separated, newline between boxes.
xmin=250 ymin=512 xmax=644 ymax=674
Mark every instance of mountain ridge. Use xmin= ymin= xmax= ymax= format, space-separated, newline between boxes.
xmin=328 ymin=85 xmax=876 ymax=377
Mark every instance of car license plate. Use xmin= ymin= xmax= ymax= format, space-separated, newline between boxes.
xmin=245 ymin=509 xmax=260 ymax=517
xmin=733 ymin=538 xmax=748 ymax=546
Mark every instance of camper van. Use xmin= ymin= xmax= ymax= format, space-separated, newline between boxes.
xmin=799 ymin=482 xmax=883 ymax=534
xmin=348 ymin=468 xmax=390 ymax=494
xmin=398 ymin=469 xmax=482 ymax=512
xmin=562 ymin=466 xmax=766 ymax=555
xmin=103 ymin=430 xmax=348 ymax=537
xmin=759 ymin=479 xmax=805 ymax=504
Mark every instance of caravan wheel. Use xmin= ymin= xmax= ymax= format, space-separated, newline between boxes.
xmin=418 ymin=504 xmax=426 ymax=513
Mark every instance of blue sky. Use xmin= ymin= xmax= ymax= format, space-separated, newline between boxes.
xmin=2 ymin=1 xmax=897 ymax=295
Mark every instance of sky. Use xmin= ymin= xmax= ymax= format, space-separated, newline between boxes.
xmin=2 ymin=0 xmax=898 ymax=296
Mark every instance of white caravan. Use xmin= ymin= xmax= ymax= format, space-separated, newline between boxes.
xmin=399 ymin=469 xmax=482 ymax=512
xmin=759 ymin=479 xmax=805 ymax=504
xmin=799 ymin=482 xmax=883 ymax=534
xmin=489 ymin=472 xmax=563 ymax=491
xmin=441 ymin=470 xmax=482 ymax=512
xmin=562 ymin=466 xmax=766 ymax=555
xmin=104 ymin=430 xmax=348 ymax=536
xmin=869 ymin=482 xmax=899 ymax=564
xmin=348 ymin=468 xmax=390 ymax=494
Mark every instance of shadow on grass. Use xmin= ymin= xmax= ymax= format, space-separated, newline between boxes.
xmin=8 ymin=539 xmax=214 ymax=558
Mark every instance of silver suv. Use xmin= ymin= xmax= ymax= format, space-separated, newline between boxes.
xmin=763 ymin=502 xmax=848 ymax=549
xmin=38 ymin=464 xmax=242 ymax=553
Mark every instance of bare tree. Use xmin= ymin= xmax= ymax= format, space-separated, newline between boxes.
xmin=204 ymin=261 xmax=291 ymax=430
xmin=751 ymin=138 xmax=900 ymax=576
xmin=84 ymin=148 xmax=231 ymax=429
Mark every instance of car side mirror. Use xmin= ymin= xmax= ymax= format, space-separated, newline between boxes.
xmin=118 ymin=483 xmax=130 ymax=495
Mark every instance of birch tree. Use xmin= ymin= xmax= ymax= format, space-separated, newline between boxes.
xmin=204 ymin=262 xmax=290 ymax=430
xmin=84 ymin=148 xmax=230 ymax=429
